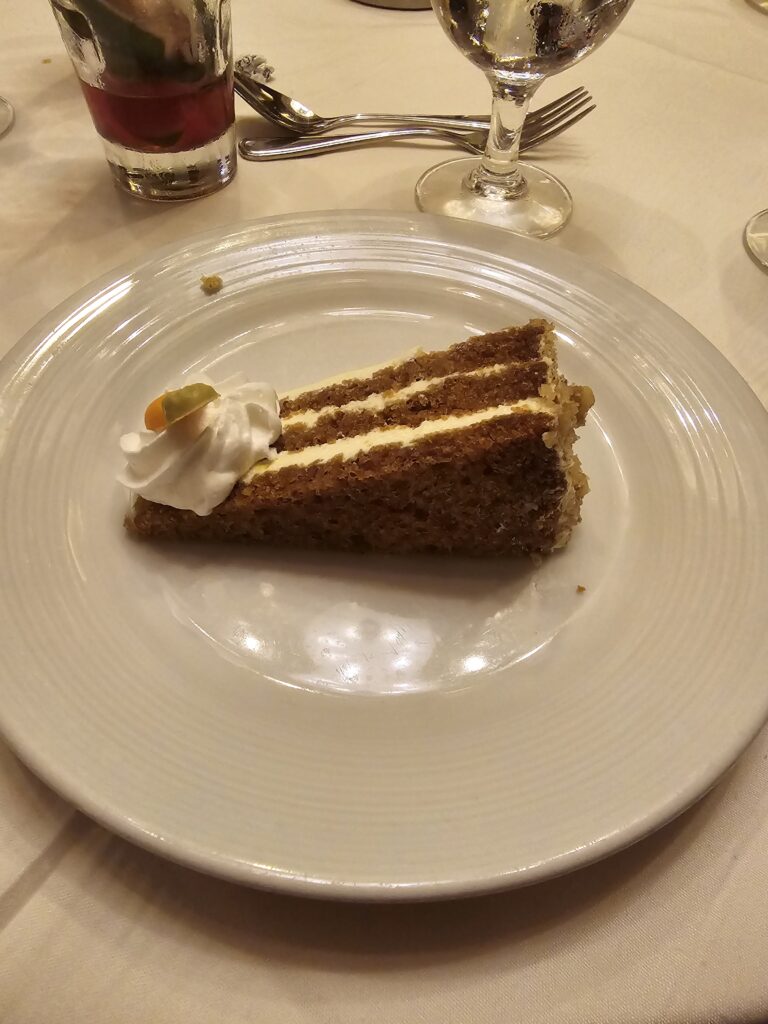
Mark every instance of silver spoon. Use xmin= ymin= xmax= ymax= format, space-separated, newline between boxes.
xmin=234 ymin=71 xmax=496 ymax=134
xmin=234 ymin=70 xmax=593 ymax=137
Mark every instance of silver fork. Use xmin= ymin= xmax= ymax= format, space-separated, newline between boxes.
xmin=234 ymin=64 xmax=589 ymax=135
xmin=239 ymin=91 xmax=595 ymax=161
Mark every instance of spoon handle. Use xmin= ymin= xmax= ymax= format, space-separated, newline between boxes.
xmin=328 ymin=112 xmax=490 ymax=131
xmin=238 ymin=127 xmax=483 ymax=161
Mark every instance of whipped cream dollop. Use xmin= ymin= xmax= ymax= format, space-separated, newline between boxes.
xmin=119 ymin=373 xmax=281 ymax=516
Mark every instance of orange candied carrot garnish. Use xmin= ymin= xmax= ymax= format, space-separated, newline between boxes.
xmin=143 ymin=383 xmax=219 ymax=433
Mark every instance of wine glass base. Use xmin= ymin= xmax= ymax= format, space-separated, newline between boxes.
xmin=415 ymin=157 xmax=572 ymax=239
xmin=0 ymin=97 xmax=14 ymax=139
xmin=744 ymin=209 xmax=768 ymax=270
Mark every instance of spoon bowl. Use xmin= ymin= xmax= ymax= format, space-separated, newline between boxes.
xmin=244 ymin=80 xmax=323 ymax=133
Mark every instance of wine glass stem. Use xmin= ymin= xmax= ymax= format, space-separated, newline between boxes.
xmin=467 ymin=79 xmax=539 ymax=201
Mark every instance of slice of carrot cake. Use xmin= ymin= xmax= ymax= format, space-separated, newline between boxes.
xmin=120 ymin=319 xmax=593 ymax=554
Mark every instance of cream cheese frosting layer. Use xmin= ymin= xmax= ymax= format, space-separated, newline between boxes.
xmin=281 ymin=363 xmax=511 ymax=429
xmin=244 ymin=399 xmax=553 ymax=482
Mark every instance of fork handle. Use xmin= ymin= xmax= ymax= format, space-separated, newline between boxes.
xmin=239 ymin=126 xmax=482 ymax=160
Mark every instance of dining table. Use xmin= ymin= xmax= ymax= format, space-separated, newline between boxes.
xmin=1 ymin=1 xmax=768 ymax=1021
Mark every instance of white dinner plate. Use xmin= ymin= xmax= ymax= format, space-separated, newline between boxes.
xmin=1 ymin=211 xmax=767 ymax=900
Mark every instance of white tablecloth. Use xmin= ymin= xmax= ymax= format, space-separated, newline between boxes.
xmin=1 ymin=1 xmax=767 ymax=1021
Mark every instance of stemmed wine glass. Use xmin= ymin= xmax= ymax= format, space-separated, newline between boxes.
xmin=745 ymin=210 xmax=768 ymax=270
xmin=417 ymin=0 xmax=634 ymax=238
xmin=743 ymin=1 xmax=767 ymax=266
xmin=0 ymin=97 xmax=13 ymax=138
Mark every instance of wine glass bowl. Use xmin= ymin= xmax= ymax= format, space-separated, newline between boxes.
xmin=417 ymin=0 xmax=635 ymax=238
xmin=433 ymin=0 xmax=633 ymax=80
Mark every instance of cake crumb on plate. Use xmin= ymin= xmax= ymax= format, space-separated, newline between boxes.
xmin=200 ymin=274 xmax=223 ymax=295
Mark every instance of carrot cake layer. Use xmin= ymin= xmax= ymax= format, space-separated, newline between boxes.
xmin=122 ymin=319 xmax=593 ymax=555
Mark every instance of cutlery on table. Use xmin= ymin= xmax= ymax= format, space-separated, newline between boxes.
xmin=239 ymin=99 xmax=594 ymax=161
xmin=234 ymin=65 xmax=591 ymax=136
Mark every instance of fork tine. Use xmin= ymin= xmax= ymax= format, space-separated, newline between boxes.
xmin=528 ymin=87 xmax=588 ymax=116
xmin=418 ymin=87 xmax=588 ymax=129
xmin=520 ymin=103 xmax=596 ymax=151
xmin=525 ymin=92 xmax=593 ymax=133
xmin=524 ymin=87 xmax=589 ymax=127
xmin=520 ymin=94 xmax=593 ymax=143
xmin=525 ymin=87 xmax=587 ymax=123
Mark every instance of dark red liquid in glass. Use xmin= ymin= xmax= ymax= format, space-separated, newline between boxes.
xmin=80 ymin=72 xmax=234 ymax=153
